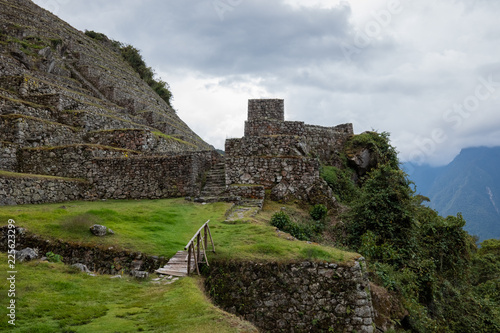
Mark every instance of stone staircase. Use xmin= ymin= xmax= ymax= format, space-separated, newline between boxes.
xmin=195 ymin=162 xmax=229 ymax=202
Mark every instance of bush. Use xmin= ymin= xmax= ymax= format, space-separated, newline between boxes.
xmin=46 ymin=251 xmax=63 ymax=263
xmin=320 ymin=166 xmax=358 ymax=203
xmin=270 ymin=211 xmax=291 ymax=230
xmin=270 ymin=211 xmax=312 ymax=241
xmin=310 ymin=204 xmax=328 ymax=221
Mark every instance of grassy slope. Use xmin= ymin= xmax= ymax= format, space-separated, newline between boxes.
xmin=0 ymin=198 xmax=358 ymax=332
xmin=0 ymin=253 xmax=257 ymax=332
xmin=0 ymin=198 xmax=357 ymax=262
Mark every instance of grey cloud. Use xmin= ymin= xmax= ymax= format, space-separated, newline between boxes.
xmin=103 ymin=1 xmax=353 ymax=76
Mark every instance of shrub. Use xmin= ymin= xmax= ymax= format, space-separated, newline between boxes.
xmin=320 ymin=166 xmax=357 ymax=203
xmin=46 ymin=251 xmax=63 ymax=263
xmin=270 ymin=211 xmax=312 ymax=241
xmin=270 ymin=211 xmax=291 ymax=230
xmin=310 ymin=204 xmax=328 ymax=221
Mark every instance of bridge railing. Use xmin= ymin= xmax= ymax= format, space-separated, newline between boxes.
xmin=184 ymin=220 xmax=215 ymax=275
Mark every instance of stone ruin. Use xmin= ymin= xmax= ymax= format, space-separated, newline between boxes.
xmin=0 ymin=1 xmax=354 ymax=207
xmin=0 ymin=0 xmax=220 ymax=205
xmin=221 ymin=99 xmax=354 ymax=206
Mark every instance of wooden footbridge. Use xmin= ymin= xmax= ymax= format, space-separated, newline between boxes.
xmin=155 ymin=220 xmax=215 ymax=277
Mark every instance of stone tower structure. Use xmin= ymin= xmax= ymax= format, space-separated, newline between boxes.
xmin=224 ymin=99 xmax=354 ymax=205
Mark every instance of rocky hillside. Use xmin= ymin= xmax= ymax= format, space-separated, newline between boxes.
xmin=0 ymin=0 xmax=211 ymax=158
xmin=0 ymin=0 xmax=221 ymax=205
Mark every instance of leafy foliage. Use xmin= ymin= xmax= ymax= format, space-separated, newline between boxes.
xmin=310 ymin=204 xmax=328 ymax=221
xmin=85 ymin=30 xmax=173 ymax=107
xmin=270 ymin=211 xmax=313 ymax=241
xmin=46 ymin=251 xmax=63 ymax=263
xmin=321 ymin=130 xmax=500 ymax=331
xmin=345 ymin=131 xmax=399 ymax=170
xmin=320 ymin=165 xmax=358 ymax=203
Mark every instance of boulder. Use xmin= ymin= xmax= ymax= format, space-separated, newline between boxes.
xmin=131 ymin=270 xmax=149 ymax=279
xmin=15 ymin=248 xmax=38 ymax=262
xmin=72 ymin=263 xmax=90 ymax=273
xmin=90 ymin=224 xmax=113 ymax=236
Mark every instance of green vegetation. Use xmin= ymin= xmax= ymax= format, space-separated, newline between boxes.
xmin=345 ymin=130 xmax=399 ymax=169
xmin=0 ymin=199 xmax=229 ymax=258
xmin=46 ymin=251 xmax=63 ymax=263
xmin=310 ymin=204 xmax=328 ymax=221
xmin=0 ymin=253 xmax=257 ymax=332
xmin=320 ymin=165 xmax=358 ymax=203
xmin=270 ymin=211 xmax=313 ymax=241
xmin=0 ymin=198 xmax=355 ymax=262
xmin=85 ymin=30 xmax=173 ymax=107
xmin=0 ymin=198 xmax=357 ymax=331
xmin=321 ymin=131 xmax=500 ymax=332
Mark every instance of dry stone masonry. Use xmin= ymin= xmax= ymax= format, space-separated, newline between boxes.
xmin=0 ymin=1 xmax=354 ymax=209
xmin=0 ymin=226 xmax=168 ymax=275
xmin=225 ymin=99 xmax=354 ymax=205
xmin=205 ymin=259 xmax=375 ymax=333
xmin=0 ymin=0 xmax=221 ymax=205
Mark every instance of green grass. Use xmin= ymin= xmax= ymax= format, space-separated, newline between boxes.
xmin=0 ymin=198 xmax=357 ymax=331
xmin=0 ymin=198 xmax=357 ymax=263
xmin=0 ymin=253 xmax=257 ymax=332
xmin=211 ymin=200 xmax=357 ymax=263
xmin=0 ymin=199 xmax=230 ymax=258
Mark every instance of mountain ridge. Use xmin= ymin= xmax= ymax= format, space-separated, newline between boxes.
xmin=406 ymin=146 xmax=500 ymax=241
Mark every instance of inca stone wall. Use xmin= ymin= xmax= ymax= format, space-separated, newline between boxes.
xmin=304 ymin=123 xmax=354 ymax=167
xmin=248 ymin=98 xmax=284 ymax=121
xmin=225 ymin=136 xmax=308 ymax=157
xmin=0 ymin=114 xmax=81 ymax=147
xmin=225 ymin=156 xmax=319 ymax=189
xmin=0 ymin=226 xmax=169 ymax=275
xmin=226 ymin=184 xmax=265 ymax=201
xmin=18 ymin=144 xmax=139 ymax=179
xmin=225 ymin=99 xmax=354 ymax=203
xmin=0 ymin=141 xmax=18 ymax=171
xmin=0 ymin=172 xmax=88 ymax=205
xmin=244 ymin=119 xmax=306 ymax=137
xmin=0 ymin=0 xmax=220 ymax=206
xmin=89 ymin=152 xmax=217 ymax=200
xmin=205 ymin=259 xmax=375 ymax=333
xmin=84 ymin=129 xmax=198 ymax=154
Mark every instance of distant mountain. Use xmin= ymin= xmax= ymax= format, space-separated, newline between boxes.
xmin=404 ymin=147 xmax=500 ymax=242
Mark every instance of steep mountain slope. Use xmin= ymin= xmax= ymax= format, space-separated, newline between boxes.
xmin=0 ymin=0 xmax=211 ymax=153
xmin=407 ymin=147 xmax=500 ymax=241
xmin=0 ymin=0 xmax=221 ymax=205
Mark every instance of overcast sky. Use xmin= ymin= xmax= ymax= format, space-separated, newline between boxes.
xmin=33 ymin=0 xmax=500 ymax=166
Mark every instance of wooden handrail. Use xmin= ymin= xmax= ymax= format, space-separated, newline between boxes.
xmin=184 ymin=220 xmax=215 ymax=275
xmin=184 ymin=220 xmax=211 ymax=250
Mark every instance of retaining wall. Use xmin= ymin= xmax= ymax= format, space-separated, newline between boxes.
xmin=205 ymin=259 xmax=375 ymax=333
xmin=244 ymin=120 xmax=306 ymax=137
xmin=89 ymin=151 xmax=220 ymax=200
xmin=225 ymin=156 xmax=319 ymax=189
xmin=0 ymin=172 xmax=88 ymax=205
xmin=0 ymin=226 xmax=168 ymax=275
